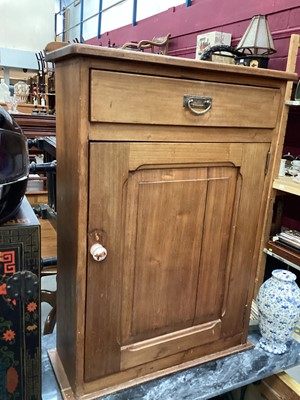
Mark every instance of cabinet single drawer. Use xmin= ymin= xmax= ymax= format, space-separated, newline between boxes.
xmin=90 ymin=69 xmax=280 ymax=128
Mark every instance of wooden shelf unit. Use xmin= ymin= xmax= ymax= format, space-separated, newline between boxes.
xmin=255 ymin=34 xmax=300 ymax=293
xmin=264 ymin=36 xmax=300 ymax=277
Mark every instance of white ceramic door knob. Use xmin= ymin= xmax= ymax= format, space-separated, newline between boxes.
xmin=90 ymin=243 xmax=107 ymax=262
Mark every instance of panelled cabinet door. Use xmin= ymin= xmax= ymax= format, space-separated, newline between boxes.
xmin=85 ymin=142 xmax=269 ymax=382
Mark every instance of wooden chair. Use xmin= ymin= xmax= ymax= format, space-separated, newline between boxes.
xmin=41 ymin=287 xmax=57 ymax=335
xmin=40 ymin=222 xmax=57 ymax=335
xmin=121 ymin=33 xmax=171 ymax=54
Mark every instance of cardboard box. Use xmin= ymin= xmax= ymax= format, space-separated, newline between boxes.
xmin=195 ymin=31 xmax=232 ymax=60
xmin=0 ymin=197 xmax=41 ymax=399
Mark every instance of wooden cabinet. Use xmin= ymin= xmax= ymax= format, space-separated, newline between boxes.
xmin=46 ymin=44 xmax=296 ymax=398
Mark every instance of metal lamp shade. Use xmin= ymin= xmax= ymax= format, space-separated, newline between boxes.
xmin=236 ymin=15 xmax=276 ymax=55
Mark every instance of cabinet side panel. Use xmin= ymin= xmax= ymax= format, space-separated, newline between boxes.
xmin=55 ymin=59 xmax=89 ymax=391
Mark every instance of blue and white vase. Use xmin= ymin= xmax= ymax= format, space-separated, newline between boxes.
xmin=256 ymin=269 xmax=300 ymax=354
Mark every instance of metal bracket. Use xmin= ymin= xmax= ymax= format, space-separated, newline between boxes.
xmin=6 ymin=271 xmax=39 ymax=302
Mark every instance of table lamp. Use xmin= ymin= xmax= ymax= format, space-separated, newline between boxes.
xmin=235 ymin=15 xmax=276 ymax=68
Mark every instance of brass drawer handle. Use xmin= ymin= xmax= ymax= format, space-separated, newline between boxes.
xmin=183 ymin=95 xmax=212 ymax=115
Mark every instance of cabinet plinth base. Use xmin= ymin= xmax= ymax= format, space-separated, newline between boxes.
xmin=48 ymin=341 xmax=253 ymax=400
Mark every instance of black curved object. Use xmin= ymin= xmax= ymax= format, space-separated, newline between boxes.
xmin=199 ymin=44 xmax=270 ymax=68
xmin=0 ymin=107 xmax=29 ymax=224
xmin=199 ymin=45 xmax=244 ymax=61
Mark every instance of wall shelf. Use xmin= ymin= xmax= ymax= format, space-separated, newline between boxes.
xmin=285 ymin=100 xmax=300 ymax=106
xmin=273 ymin=176 xmax=300 ymax=196
xmin=264 ymin=240 xmax=300 ymax=272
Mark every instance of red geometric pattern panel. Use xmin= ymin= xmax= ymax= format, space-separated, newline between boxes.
xmin=0 ymin=251 xmax=16 ymax=275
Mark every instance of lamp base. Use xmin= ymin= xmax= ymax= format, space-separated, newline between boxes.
xmin=234 ymin=55 xmax=269 ymax=68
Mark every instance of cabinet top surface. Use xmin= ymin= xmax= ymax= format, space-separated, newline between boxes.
xmin=46 ymin=43 xmax=297 ymax=82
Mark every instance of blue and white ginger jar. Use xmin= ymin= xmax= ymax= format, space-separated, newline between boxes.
xmin=256 ymin=269 xmax=300 ymax=354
